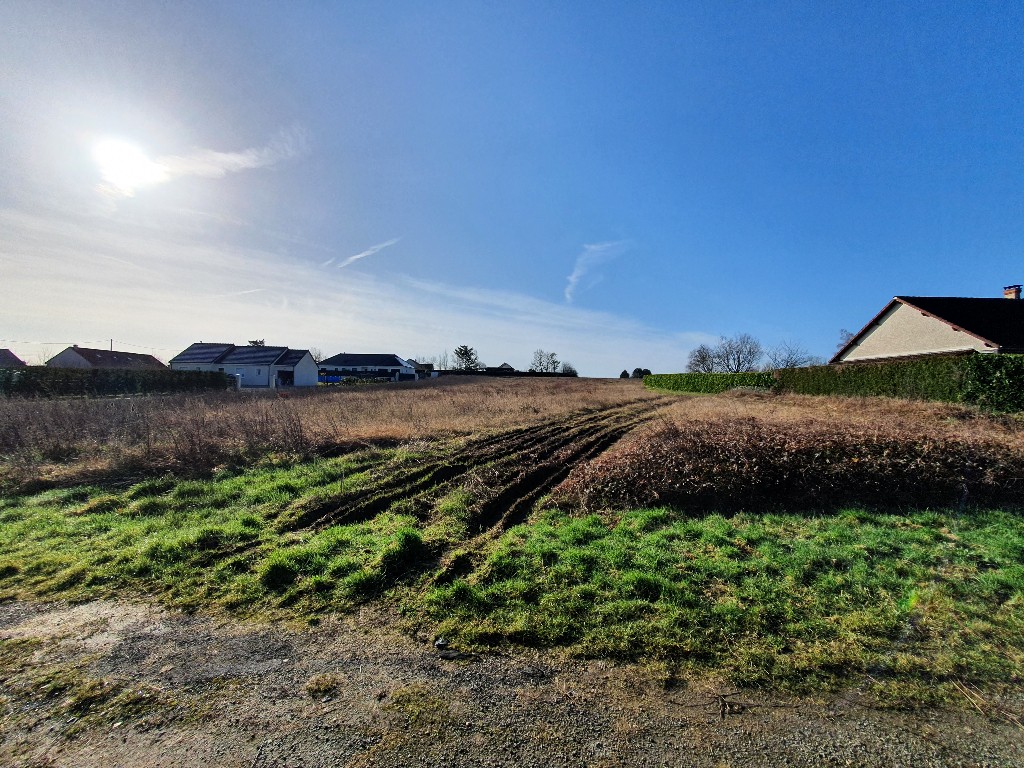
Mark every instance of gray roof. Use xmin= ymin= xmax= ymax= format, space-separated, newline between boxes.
xmin=169 ymin=343 xmax=235 ymax=365
xmin=0 ymin=349 xmax=26 ymax=367
xmin=171 ymin=342 xmax=313 ymax=368
xmin=219 ymin=346 xmax=289 ymax=366
xmin=275 ymin=349 xmax=310 ymax=366
xmin=320 ymin=353 xmax=410 ymax=368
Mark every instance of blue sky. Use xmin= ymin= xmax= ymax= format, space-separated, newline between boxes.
xmin=2 ymin=1 xmax=1022 ymax=375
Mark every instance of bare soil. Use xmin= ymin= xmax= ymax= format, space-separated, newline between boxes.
xmin=2 ymin=599 xmax=1022 ymax=768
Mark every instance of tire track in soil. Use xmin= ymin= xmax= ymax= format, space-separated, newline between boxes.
xmin=283 ymin=397 xmax=671 ymax=584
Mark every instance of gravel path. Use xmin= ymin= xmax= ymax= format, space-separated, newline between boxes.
xmin=1 ymin=599 xmax=1021 ymax=767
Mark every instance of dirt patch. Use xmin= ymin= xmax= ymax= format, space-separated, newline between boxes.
xmin=2 ymin=599 xmax=1022 ymax=768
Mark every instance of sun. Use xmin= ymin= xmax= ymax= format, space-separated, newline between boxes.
xmin=92 ymin=138 xmax=168 ymax=196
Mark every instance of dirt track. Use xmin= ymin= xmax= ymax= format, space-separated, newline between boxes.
xmin=292 ymin=397 xmax=671 ymax=531
xmin=2 ymin=599 xmax=1022 ymax=768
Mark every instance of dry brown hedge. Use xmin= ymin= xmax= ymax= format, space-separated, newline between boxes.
xmin=553 ymin=417 xmax=1024 ymax=513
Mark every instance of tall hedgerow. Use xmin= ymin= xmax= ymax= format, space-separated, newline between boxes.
xmin=644 ymin=372 xmax=774 ymax=394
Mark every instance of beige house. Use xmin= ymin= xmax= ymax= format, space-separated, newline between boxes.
xmin=832 ymin=285 xmax=1024 ymax=363
xmin=46 ymin=346 xmax=166 ymax=369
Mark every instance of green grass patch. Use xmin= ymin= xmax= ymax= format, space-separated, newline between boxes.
xmin=422 ymin=506 xmax=1024 ymax=696
xmin=0 ymin=450 xmax=431 ymax=614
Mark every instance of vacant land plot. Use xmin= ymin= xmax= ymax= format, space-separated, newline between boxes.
xmin=2 ymin=381 xmax=1024 ymax=765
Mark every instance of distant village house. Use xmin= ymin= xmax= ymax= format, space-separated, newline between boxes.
xmin=46 ymin=346 xmax=166 ymax=370
xmin=319 ymin=353 xmax=418 ymax=382
xmin=169 ymin=343 xmax=319 ymax=387
xmin=0 ymin=349 xmax=27 ymax=368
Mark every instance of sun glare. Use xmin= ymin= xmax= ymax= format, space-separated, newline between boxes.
xmin=93 ymin=138 xmax=168 ymax=196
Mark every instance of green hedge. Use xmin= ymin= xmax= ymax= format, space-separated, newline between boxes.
xmin=647 ymin=354 xmax=1024 ymax=412
xmin=960 ymin=354 xmax=1024 ymax=412
xmin=643 ymin=371 xmax=775 ymax=394
xmin=773 ymin=357 xmax=967 ymax=402
xmin=0 ymin=367 xmax=233 ymax=398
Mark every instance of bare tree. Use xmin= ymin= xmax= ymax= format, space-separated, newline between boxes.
xmin=717 ymin=334 xmax=763 ymax=373
xmin=309 ymin=347 xmax=325 ymax=364
xmin=437 ymin=349 xmax=451 ymax=370
xmin=836 ymin=328 xmax=855 ymax=351
xmin=764 ymin=341 xmax=823 ymax=370
xmin=560 ymin=362 xmax=578 ymax=376
xmin=686 ymin=344 xmax=717 ymax=373
xmin=531 ymin=349 xmax=561 ymax=373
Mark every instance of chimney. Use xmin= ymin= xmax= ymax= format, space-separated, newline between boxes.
xmin=1004 ymin=285 xmax=1022 ymax=300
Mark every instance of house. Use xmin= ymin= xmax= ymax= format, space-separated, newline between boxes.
xmin=319 ymin=353 xmax=417 ymax=382
xmin=46 ymin=346 xmax=166 ymax=370
xmin=168 ymin=343 xmax=319 ymax=387
xmin=484 ymin=363 xmax=518 ymax=376
xmin=832 ymin=285 xmax=1024 ymax=364
xmin=406 ymin=360 xmax=438 ymax=379
xmin=0 ymin=349 xmax=26 ymax=368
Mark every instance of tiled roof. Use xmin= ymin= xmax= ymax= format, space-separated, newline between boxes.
xmin=169 ymin=343 xmax=236 ymax=365
xmin=320 ymin=353 xmax=410 ymax=368
xmin=275 ymin=349 xmax=310 ymax=366
xmin=897 ymin=297 xmax=1024 ymax=350
xmin=218 ymin=346 xmax=289 ymax=366
xmin=54 ymin=347 xmax=166 ymax=369
xmin=0 ymin=349 xmax=26 ymax=367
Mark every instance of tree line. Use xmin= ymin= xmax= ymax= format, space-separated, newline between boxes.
xmin=686 ymin=334 xmax=824 ymax=374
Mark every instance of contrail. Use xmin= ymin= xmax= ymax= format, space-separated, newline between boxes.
xmin=337 ymin=237 xmax=401 ymax=269
xmin=565 ymin=240 xmax=626 ymax=302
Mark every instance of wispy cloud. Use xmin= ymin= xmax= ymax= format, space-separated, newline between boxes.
xmin=159 ymin=125 xmax=307 ymax=180
xmin=337 ymin=237 xmax=401 ymax=269
xmin=564 ymin=240 xmax=627 ymax=303
xmin=194 ymin=288 xmax=267 ymax=300
xmin=97 ymin=125 xmax=308 ymax=199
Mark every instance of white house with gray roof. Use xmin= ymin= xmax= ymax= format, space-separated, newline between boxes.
xmin=169 ymin=343 xmax=318 ymax=387
xmin=318 ymin=353 xmax=417 ymax=382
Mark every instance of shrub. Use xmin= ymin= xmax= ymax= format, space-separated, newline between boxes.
xmin=773 ymin=357 xmax=966 ymax=402
xmin=644 ymin=372 xmax=774 ymax=394
xmin=0 ymin=367 xmax=232 ymax=398
xmin=554 ymin=419 xmax=1024 ymax=514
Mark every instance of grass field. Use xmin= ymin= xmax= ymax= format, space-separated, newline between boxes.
xmin=2 ymin=380 xmax=1023 ymax=704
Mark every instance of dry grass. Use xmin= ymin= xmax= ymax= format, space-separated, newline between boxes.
xmin=0 ymin=377 xmax=655 ymax=492
xmin=553 ymin=389 xmax=1024 ymax=514
xmin=661 ymin=389 xmax=1024 ymax=448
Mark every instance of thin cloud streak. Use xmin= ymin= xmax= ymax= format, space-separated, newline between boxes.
xmin=564 ymin=240 xmax=626 ymax=303
xmin=337 ymin=237 xmax=401 ymax=269
xmin=158 ymin=125 xmax=307 ymax=180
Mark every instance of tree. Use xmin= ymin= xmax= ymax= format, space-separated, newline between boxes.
xmin=631 ymin=367 xmax=645 ymax=379
xmin=764 ymin=341 xmax=823 ymax=370
xmin=718 ymin=333 xmax=763 ymax=373
xmin=437 ymin=350 xmax=451 ymax=370
xmin=686 ymin=344 xmax=716 ymax=373
xmin=453 ymin=345 xmax=483 ymax=371
xmin=531 ymin=349 xmax=560 ymax=373
xmin=248 ymin=339 xmax=266 ymax=347
xmin=560 ymin=362 xmax=578 ymax=376
xmin=686 ymin=334 xmax=763 ymax=373
xmin=619 ymin=370 xmax=629 ymax=379
xmin=309 ymin=347 xmax=325 ymax=364
xmin=836 ymin=328 xmax=855 ymax=351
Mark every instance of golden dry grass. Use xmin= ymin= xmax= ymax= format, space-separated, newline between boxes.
xmin=658 ymin=389 xmax=1024 ymax=448
xmin=0 ymin=377 xmax=657 ymax=491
